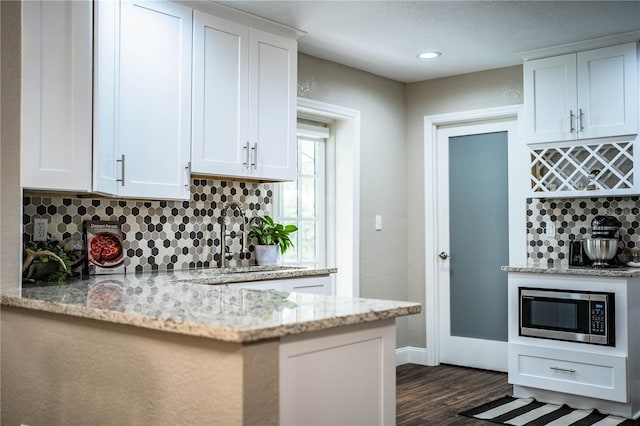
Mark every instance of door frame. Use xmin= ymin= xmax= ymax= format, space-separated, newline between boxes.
xmin=424 ymin=105 xmax=527 ymax=367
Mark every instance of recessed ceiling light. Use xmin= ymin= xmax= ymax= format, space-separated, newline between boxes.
xmin=418 ymin=51 xmax=441 ymax=59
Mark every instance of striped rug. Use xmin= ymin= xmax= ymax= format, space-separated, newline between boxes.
xmin=460 ymin=395 xmax=640 ymax=425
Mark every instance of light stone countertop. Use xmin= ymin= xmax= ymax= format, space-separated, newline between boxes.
xmin=1 ymin=268 xmax=420 ymax=343
xmin=502 ymin=265 xmax=640 ymax=278
xmin=169 ymin=265 xmax=337 ymax=284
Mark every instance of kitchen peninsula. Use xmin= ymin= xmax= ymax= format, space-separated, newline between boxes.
xmin=1 ymin=268 xmax=420 ymax=425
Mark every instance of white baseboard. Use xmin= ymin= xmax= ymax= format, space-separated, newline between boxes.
xmin=395 ymin=346 xmax=430 ymax=366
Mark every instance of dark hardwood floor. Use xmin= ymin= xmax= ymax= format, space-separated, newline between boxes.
xmin=396 ymin=363 xmax=513 ymax=425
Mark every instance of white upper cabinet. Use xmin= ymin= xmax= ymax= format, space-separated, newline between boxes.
xmin=191 ymin=12 xmax=297 ymax=181
xmin=577 ymin=43 xmax=638 ymax=140
xmin=249 ymin=29 xmax=297 ymax=181
xmin=191 ymin=12 xmax=248 ymax=177
xmin=21 ymin=0 xmax=93 ymax=192
xmin=524 ymin=42 xmax=638 ymax=144
xmin=524 ymin=53 xmax=577 ymax=143
xmin=94 ymin=0 xmax=193 ymax=200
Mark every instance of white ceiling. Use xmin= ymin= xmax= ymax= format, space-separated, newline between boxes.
xmin=219 ymin=1 xmax=640 ymax=83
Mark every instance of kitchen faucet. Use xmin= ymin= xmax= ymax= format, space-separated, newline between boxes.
xmin=218 ymin=202 xmax=246 ymax=268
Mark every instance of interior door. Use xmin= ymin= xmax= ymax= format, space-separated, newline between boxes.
xmin=436 ymin=121 xmax=513 ymax=372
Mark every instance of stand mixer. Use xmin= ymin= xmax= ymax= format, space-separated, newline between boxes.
xmin=584 ymin=216 xmax=622 ymax=267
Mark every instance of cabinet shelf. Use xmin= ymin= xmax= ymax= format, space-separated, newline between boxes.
xmin=530 ymin=141 xmax=635 ymax=196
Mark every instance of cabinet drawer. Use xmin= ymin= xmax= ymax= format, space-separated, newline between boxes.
xmin=284 ymin=276 xmax=332 ymax=295
xmin=509 ymin=343 xmax=627 ymax=402
xmin=232 ymin=280 xmax=285 ymax=291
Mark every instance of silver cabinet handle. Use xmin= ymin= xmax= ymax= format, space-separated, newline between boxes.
xmin=569 ymin=110 xmax=575 ymax=133
xmin=184 ymin=162 xmax=191 ymax=189
xmin=251 ymin=143 xmax=258 ymax=169
xmin=243 ymin=142 xmax=250 ymax=168
xmin=550 ymin=366 xmax=575 ymax=374
xmin=116 ymin=154 xmax=125 ymax=186
xmin=438 ymin=251 xmax=451 ymax=260
xmin=578 ymin=108 xmax=584 ymax=132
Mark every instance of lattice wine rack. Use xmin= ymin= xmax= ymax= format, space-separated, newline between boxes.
xmin=530 ymin=141 xmax=634 ymax=195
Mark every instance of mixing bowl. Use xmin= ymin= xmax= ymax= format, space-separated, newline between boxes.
xmin=583 ymin=238 xmax=618 ymax=266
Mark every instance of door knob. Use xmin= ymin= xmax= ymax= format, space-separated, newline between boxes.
xmin=438 ymin=251 xmax=451 ymax=260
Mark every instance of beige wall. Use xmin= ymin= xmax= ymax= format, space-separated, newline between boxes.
xmin=0 ymin=0 xmax=22 ymax=292
xmin=1 ymin=307 xmax=279 ymax=425
xmin=298 ymin=54 xmax=524 ymax=348
xmin=297 ymin=54 xmax=411 ymax=345
xmin=405 ymin=65 xmax=524 ymax=346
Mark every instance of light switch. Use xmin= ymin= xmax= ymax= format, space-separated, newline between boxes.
xmin=375 ymin=215 xmax=382 ymax=231
xmin=545 ymin=222 xmax=556 ymax=238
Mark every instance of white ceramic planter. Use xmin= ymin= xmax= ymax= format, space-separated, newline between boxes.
xmin=255 ymin=245 xmax=280 ymax=266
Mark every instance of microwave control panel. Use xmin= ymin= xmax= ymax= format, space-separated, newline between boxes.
xmin=590 ymin=301 xmax=607 ymax=336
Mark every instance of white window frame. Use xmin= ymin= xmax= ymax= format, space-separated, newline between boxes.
xmin=296 ymin=98 xmax=361 ymax=298
xmin=277 ymin=125 xmax=328 ymax=268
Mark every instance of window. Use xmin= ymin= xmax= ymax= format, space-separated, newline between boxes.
xmin=277 ymin=121 xmax=329 ymax=268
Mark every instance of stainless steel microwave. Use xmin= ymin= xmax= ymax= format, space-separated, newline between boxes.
xmin=519 ymin=287 xmax=615 ymax=346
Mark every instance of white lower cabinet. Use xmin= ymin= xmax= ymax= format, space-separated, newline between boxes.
xmin=509 ymin=343 xmax=628 ymax=403
xmin=507 ymin=272 xmax=640 ymax=419
xmin=232 ymin=275 xmax=333 ymax=295
xmin=283 ymin=276 xmax=332 ymax=295
xmin=233 ymin=280 xmax=285 ymax=291
xmin=280 ymin=319 xmax=396 ymax=425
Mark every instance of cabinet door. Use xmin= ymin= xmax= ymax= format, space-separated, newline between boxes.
xmin=191 ymin=12 xmax=248 ymax=177
xmin=577 ymin=43 xmax=638 ymax=140
xmin=21 ymin=0 xmax=92 ymax=191
xmin=248 ymin=29 xmax=297 ymax=181
xmin=284 ymin=276 xmax=333 ymax=295
xmin=95 ymin=0 xmax=192 ymax=200
xmin=524 ymin=54 xmax=578 ymax=143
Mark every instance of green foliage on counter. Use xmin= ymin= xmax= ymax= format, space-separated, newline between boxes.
xmin=248 ymin=216 xmax=298 ymax=254
xmin=23 ymin=241 xmax=77 ymax=283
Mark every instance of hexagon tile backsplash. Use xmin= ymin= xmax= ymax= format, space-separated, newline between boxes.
xmin=23 ymin=179 xmax=273 ymax=273
xmin=527 ymin=196 xmax=640 ymax=268
xmin=25 ymin=182 xmax=640 ymax=273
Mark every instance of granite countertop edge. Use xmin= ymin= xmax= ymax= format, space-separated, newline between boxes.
xmin=177 ymin=267 xmax=338 ymax=284
xmin=0 ymin=293 xmax=421 ymax=343
xmin=502 ymin=265 xmax=640 ymax=277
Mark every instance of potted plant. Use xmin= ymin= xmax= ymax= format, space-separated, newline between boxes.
xmin=248 ymin=216 xmax=298 ymax=266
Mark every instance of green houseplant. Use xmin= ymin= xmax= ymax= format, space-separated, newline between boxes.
xmin=248 ymin=216 xmax=298 ymax=266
